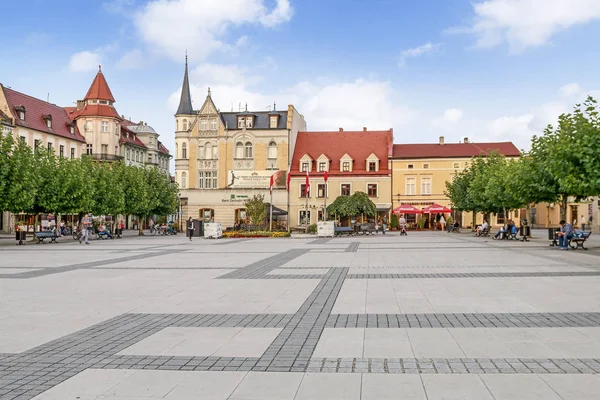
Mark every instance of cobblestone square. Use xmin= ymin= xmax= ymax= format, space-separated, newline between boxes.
xmin=1 ymin=231 xmax=600 ymax=399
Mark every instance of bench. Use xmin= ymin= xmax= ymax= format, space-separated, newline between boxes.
xmin=335 ymin=226 xmax=353 ymax=236
xmin=359 ymin=223 xmax=378 ymax=235
xmin=475 ymin=226 xmax=490 ymax=237
xmin=570 ymin=231 xmax=592 ymax=250
xmin=33 ymin=231 xmax=58 ymax=244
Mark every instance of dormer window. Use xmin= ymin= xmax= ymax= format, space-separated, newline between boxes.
xmin=238 ymin=118 xmax=244 ymax=128
xmin=70 ymin=126 xmax=74 ymax=134
xmin=245 ymin=116 xmax=253 ymax=128
xmin=301 ymin=162 xmax=309 ymax=172
xmin=366 ymin=153 xmax=379 ymax=172
xmin=42 ymin=114 xmax=53 ymax=129
xmin=342 ymin=162 xmax=350 ymax=172
xmin=340 ymin=153 xmax=354 ymax=172
xmin=269 ymin=115 xmax=278 ymax=128
xmin=15 ymin=105 xmax=26 ymax=120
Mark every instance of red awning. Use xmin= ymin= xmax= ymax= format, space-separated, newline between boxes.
xmin=422 ymin=203 xmax=452 ymax=213
xmin=393 ymin=204 xmax=422 ymax=214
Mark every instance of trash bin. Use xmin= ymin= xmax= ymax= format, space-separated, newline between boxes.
xmin=192 ymin=220 xmax=203 ymax=237
xmin=15 ymin=231 xmax=26 ymax=245
xmin=520 ymin=225 xmax=531 ymax=237
xmin=548 ymin=227 xmax=559 ymax=240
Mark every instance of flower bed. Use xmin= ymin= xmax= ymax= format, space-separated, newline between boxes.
xmin=223 ymin=231 xmax=290 ymax=238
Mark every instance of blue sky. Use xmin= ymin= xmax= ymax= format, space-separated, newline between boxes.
xmin=2 ymin=0 xmax=600 ymax=157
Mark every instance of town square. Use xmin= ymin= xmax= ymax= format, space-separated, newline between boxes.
xmin=2 ymin=0 xmax=600 ymax=399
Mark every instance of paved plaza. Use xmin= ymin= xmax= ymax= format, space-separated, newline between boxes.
xmin=1 ymin=231 xmax=600 ymax=399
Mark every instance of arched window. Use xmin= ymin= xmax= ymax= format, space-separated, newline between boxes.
xmin=182 ymin=142 xmax=187 ymax=159
xmin=181 ymin=172 xmax=187 ymax=189
xmin=244 ymin=142 xmax=253 ymax=158
xmin=235 ymin=142 xmax=244 ymax=159
xmin=205 ymin=143 xmax=212 ymax=159
xmin=183 ymin=119 xmax=188 ymax=131
xmin=268 ymin=141 xmax=277 ymax=159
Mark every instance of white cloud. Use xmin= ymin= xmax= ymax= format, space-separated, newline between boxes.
xmin=103 ymin=0 xmax=134 ymax=14
xmin=116 ymin=49 xmax=144 ymax=70
xmin=559 ymin=82 xmax=582 ymax=98
xmin=134 ymin=0 xmax=293 ymax=62
xmin=398 ymin=42 xmax=441 ymax=67
xmin=462 ymin=0 xmax=600 ymax=51
xmin=68 ymin=51 xmax=102 ymax=72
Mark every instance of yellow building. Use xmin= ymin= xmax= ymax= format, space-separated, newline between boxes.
xmin=533 ymin=197 xmax=597 ymax=229
xmin=288 ymin=128 xmax=394 ymax=228
xmin=391 ymin=137 xmax=521 ymax=228
xmin=174 ymin=58 xmax=306 ymax=227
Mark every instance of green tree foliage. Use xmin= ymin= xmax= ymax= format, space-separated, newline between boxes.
xmin=244 ymin=194 xmax=267 ymax=227
xmin=326 ymin=191 xmax=377 ymax=218
xmin=3 ymin=137 xmax=39 ymax=214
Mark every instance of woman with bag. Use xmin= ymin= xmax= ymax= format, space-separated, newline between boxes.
xmin=187 ymin=217 xmax=194 ymax=241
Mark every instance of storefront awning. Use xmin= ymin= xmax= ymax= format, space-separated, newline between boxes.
xmin=376 ymin=204 xmax=392 ymax=211
xmin=265 ymin=203 xmax=288 ymax=216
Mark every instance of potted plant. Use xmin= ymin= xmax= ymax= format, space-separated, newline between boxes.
xmin=417 ymin=216 xmax=426 ymax=230
xmin=15 ymin=224 xmax=27 ymax=245
xmin=390 ymin=214 xmax=399 ymax=231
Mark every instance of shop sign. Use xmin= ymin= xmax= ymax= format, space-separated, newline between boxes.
xmin=222 ymin=194 xmax=250 ymax=203
xmin=226 ymin=170 xmax=286 ymax=189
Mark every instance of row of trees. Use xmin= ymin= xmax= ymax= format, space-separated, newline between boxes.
xmin=327 ymin=191 xmax=377 ymax=220
xmin=0 ymin=134 xmax=178 ymax=229
xmin=445 ymin=97 xmax=600 ymax=223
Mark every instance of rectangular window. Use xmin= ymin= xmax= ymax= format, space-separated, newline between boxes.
xmin=368 ymin=161 xmax=377 ymax=171
xmin=245 ymin=117 xmax=253 ymax=128
xmin=59 ymin=145 xmax=64 ymax=158
xmin=453 ymin=162 xmax=460 ymax=168
xmin=407 ymin=164 xmax=414 ymax=169
xmin=210 ymin=119 xmax=217 ymax=130
xmin=341 ymin=184 xmax=351 ymax=196
xmin=19 ymin=111 xmax=25 ymax=120
xmin=19 ymin=136 xmax=26 ymax=143
xmin=200 ymin=120 xmax=207 ymax=130
xmin=84 ymin=121 xmax=92 ymax=132
xmin=47 ymin=142 xmax=53 ymax=152
xmin=101 ymin=121 xmax=109 ymax=133
xmin=34 ymin=139 xmax=41 ymax=151
xmin=101 ymin=144 xmax=108 ymax=154
xmin=317 ymin=183 xmax=327 ymax=198
xmin=421 ymin=177 xmax=432 ymax=195
xmin=423 ymin=163 xmax=429 ymax=169
xmin=300 ymin=184 xmax=310 ymax=198
xmin=70 ymin=148 xmax=75 ymax=159
xmin=126 ymin=149 xmax=130 ymax=160
xmin=114 ymin=146 xmax=118 ymax=155
xmin=238 ymin=118 xmax=244 ymax=128
xmin=86 ymin=144 xmax=93 ymax=155
xmin=342 ymin=161 xmax=350 ymax=172
xmin=301 ymin=162 xmax=309 ymax=172
xmin=318 ymin=162 xmax=326 ymax=172
xmin=299 ymin=210 xmax=311 ymax=225
xmin=270 ymin=116 xmax=278 ymax=128
xmin=367 ymin=183 xmax=378 ymax=197
xmin=46 ymin=119 xmax=52 ymax=128
xmin=406 ymin=178 xmax=416 ymax=195
xmin=148 ymin=154 xmax=152 ymax=163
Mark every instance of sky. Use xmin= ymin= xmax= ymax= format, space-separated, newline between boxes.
xmin=2 ymin=0 xmax=600 ymax=162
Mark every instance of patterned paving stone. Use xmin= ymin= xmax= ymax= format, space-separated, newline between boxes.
xmin=346 ymin=271 xmax=600 ymax=279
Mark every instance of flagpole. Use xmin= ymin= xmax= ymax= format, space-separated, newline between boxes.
xmin=270 ymin=191 xmax=273 ymax=231
xmin=305 ymin=171 xmax=309 ymax=228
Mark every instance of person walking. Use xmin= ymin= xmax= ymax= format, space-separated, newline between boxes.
xmin=80 ymin=214 xmax=91 ymax=244
xmin=439 ymin=215 xmax=446 ymax=231
xmin=187 ymin=217 xmax=194 ymax=241
xmin=581 ymin=214 xmax=586 ymax=231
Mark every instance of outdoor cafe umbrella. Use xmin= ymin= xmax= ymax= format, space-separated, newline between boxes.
xmin=421 ymin=203 xmax=452 ymax=213
xmin=392 ymin=204 xmax=422 ymax=214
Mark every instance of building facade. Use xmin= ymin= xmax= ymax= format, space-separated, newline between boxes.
xmin=174 ymin=58 xmax=306 ymax=227
xmin=0 ymin=84 xmax=88 ymax=233
xmin=289 ymin=128 xmax=394 ymax=228
xmin=391 ymin=137 xmax=521 ymax=227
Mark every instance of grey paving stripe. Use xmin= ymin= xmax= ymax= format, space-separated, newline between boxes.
xmin=346 ymin=271 xmax=600 ymax=279
xmin=92 ymin=267 xmax=242 ymax=270
xmin=91 ymin=355 xmax=260 ymax=372
xmin=326 ymin=313 xmax=600 ymax=328
xmin=308 ymin=238 xmax=332 ymax=245
xmin=0 ymin=249 xmax=188 ymax=279
xmin=257 ymin=267 xmax=349 ymax=372
xmin=305 ymin=357 xmax=600 ymax=374
xmin=345 ymin=242 xmax=360 ymax=252
xmin=217 ymin=248 xmax=309 ymax=279
xmin=211 ymin=238 xmax=250 ymax=245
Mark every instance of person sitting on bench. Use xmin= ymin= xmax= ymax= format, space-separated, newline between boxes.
xmin=556 ymin=219 xmax=574 ymax=250
xmin=493 ymin=224 xmax=507 ymax=239
xmin=476 ymin=220 xmax=489 ymax=236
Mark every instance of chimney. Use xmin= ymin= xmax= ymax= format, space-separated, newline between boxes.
xmin=363 ymin=127 xmax=367 ymax=131
xmin=439 ymin=136 xmax=444 ymax=145
xmin=339 ymin=127 xmax=343 ymax=132
xmin=76 ymin=100 xmax=84 ymax=110
xmin=464 ymin=137 xmax=469 ymax=144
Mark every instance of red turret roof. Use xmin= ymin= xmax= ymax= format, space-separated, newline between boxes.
xmin=84 ymin=67 xmax=115 ymax=102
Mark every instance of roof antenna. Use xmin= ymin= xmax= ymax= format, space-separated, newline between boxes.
xmin=99 ymin=65 xmax=102 ymax=72
xmin=47 ymin=93 xmax=50 ymax=103
xmin=273 ymin=101 xmax=276 ymax=112
xmin=245 ymin=102 xmax=248 ymax=112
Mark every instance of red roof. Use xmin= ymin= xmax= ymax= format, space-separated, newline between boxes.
xmin=119 ymin=125 xmax=147 ymax=149
xmin=392 ymin=142 xmax=520 ymax=159
xmin=84 ymin=68 xmax=116 ymax=102
xmin=65 ymin=104 xmax=121 ymax=120
xmin=2 ymin=85 xmax=86 ymax=143
xmin=290 ymin=129 xmax=393 ymax=176
xmin=158 ymin=141 xmax=170 ymax=155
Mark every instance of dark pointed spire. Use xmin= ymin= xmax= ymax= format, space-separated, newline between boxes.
xmin=176 ymin=54 xmax=193 ymax=115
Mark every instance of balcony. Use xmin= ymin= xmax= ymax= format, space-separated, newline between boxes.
xmin=87 ymin=153 xmax=124 ymax=162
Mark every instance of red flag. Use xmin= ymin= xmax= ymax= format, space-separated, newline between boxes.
xmin=324 ymin=171 xmax=328 ymax=182
xmin=286 ymin=170 xmax=291 ymax=192
xmin=305 ymin=170 xmax=310 ymax=196
xmin=269 ymin=174 xmax=274 ymax=195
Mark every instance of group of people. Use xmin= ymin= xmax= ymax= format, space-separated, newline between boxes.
xmin=492 ymin=219 xmax=518 ymax=240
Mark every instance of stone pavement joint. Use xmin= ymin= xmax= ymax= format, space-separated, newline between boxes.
xmin=346 ymin=271 xmax=600 ymax=279
xmin=326 ymin=312 xmax=600 ymax=328
xmin=216 ymin=248 xmax=310 ymax=279
xmin=345 ymin=242 xmax=360 ymax=252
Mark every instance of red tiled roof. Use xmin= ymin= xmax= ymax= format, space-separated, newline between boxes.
xmin=290 ymin=129 xmax=393 ymax=176
xmin=84 ymin=68 xmax=116 ymax=102
xmin=65 ymin=104 xmax=121 ymax=120
xmin=392 ymin=142 xmax=520 ymax=159
xmin=158 ymin=141 xmax=170 ymax=155
xmin=2 ymin=85 xmax=86 ymax=143
xmin=119 ymin=125 xmax=146 ymax=149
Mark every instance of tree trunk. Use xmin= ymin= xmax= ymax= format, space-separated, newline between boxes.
xmin=471 ymin=211 xmax=476 ymax=231
xmin=138 ymin=215 xmax=144 ymax=235
xmin=560 ymin=196 xmax=567 ymax=221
